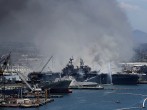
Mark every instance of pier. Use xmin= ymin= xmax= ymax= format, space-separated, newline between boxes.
xmin=69 ymin=85 xmax=104 ymax=90
xmin=0 ymin=98 xmax=54 ymax=108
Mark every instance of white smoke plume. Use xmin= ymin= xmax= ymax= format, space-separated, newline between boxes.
xmin=0 ymin=0 xmax=134 ymax=72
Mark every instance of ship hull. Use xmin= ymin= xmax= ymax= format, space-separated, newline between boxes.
xmin=0 ymin=89 xmax=21 ymax=95
xmin=41 ymin=80 xmax=72 ymax=93
xmin=112 ymin=74 xmax=139 ymax=85
xmin=91 ymin=73 xmax=139 ymax=85
xmin=49 ymin=88 xmax=72 ymax=94
xmin=28 ymin=72 xmax=72 ymax=93
xmin=97 ymin=74 xmax=111 ymax=84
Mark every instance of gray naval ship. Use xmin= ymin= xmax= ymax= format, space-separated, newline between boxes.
xmin=25 ymin=55 xmax=72 ymax=93
xmin=28 ymin=71 xmax=72 ymax=93
xmin=61 ymin=58 xmax=139 ymax=85
xmin=0 ymin=54 xmax=72 ymax=94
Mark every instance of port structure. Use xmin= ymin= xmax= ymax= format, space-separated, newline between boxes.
xmin=0 ymin=52 xmax=41 ymax=92
xmin=17 ymin=71 xmax=34 ymax=91
xmin=18 ymin=55 xmax=53 ymax=92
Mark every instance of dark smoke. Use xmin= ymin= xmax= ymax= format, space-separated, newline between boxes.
xmin=0 ymin=0 xmax=134 ymax=72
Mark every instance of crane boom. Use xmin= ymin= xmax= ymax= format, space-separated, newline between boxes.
xmin=0 ymin=52 xmax=11 ymax=75
xmin=40 ymin=56 xmax=53 ymax=73
xmin=17 ymin=71 xmax=33 ymax=91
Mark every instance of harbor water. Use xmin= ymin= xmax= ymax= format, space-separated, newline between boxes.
xmin=1 ymin=84 xmax=147 ymax=110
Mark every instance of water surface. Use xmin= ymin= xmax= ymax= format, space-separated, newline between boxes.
xmin=2 ymin=84 xmax=147 ymax=110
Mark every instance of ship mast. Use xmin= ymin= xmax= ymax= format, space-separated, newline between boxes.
xmin=0 ymin=52 xmax=11 ymax=101
xmin=69 ymin=57 xmax=74 ymax=66
xmin=80 ymin=58 xmax=84 ymax=67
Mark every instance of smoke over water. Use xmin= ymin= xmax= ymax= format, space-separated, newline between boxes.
xmin=0 ymin=0 xmax=134 ymax=72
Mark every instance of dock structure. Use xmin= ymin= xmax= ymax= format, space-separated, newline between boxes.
xmin=0 ymin=98 xmax=54 ymax=108
xmin=0 ymin=89 xmax=54 ymax=108
xmin=69 ymin=85 xmax=104 ymax=90
xmin=0 ymin=53 xmax=70 ymax=108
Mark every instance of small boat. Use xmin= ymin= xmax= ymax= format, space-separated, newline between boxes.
xmin=20 ymin=103 xmax=39 ymax=108
xmin=69 ymin=76 xmax=104 ymax=90
xmin=19 ymin=99 xmax=39 ymax=108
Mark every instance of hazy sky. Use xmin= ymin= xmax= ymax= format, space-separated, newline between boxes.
xmin=0 ymin=0 xmax=139 ymax=71
xmin=117 ymin=0 xmax=147 ymax=32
